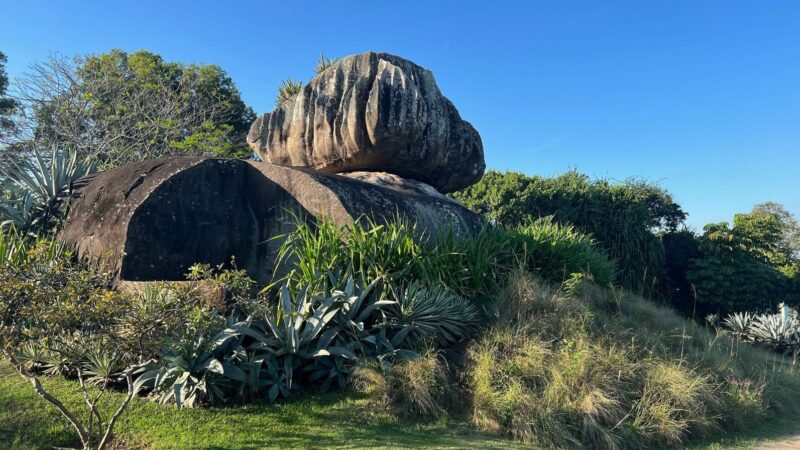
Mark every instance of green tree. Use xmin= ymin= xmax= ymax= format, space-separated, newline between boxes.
xmin=15 ymin=50 xmax=255 ymax=166
xmin=732 ymin=212 xmax=789 ymax=266
xmin=0 ymin=51 xmax=17 ymax=141
xmin=752 ymin=202 xmax=800 ymax=259
xmin=687 ymin=220 xmax=790 ymax=315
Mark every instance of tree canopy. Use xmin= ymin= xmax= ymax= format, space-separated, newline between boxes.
xmin=11 ymin=50 xmax=255 ymax=166
xmin=686 ymin=214 xmax=795 ymax=314
xmin=752 ymin=202 xmax=800 ymax=259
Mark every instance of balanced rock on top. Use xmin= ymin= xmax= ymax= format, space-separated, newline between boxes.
xmin=247 ymin=51 xmax=485 ymax=193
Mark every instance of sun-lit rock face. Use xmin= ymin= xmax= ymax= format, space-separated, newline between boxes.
xmin=247 ymin=52 xmax=485 ymax=193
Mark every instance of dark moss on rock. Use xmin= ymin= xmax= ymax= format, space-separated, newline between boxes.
xmin=61 ymin=157 xmax=484 ymax=283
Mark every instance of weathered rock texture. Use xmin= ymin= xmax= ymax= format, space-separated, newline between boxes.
xmin=247 ymin=52 xmax=485 ymax=193
xmin=61 ymin=157 xmax=484 ymax=283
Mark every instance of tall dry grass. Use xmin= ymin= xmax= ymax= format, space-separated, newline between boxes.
xmin=465 ymin=270 xmax=800 ymax=449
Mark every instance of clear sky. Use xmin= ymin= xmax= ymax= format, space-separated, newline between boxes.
xmin=1 ymin=0 xmax=798 ymax=230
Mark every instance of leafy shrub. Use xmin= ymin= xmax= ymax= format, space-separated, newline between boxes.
xmin=0 ymin=233 xmax=151 ymax=449
xmin=272 ymin=217 xmax=422 ymax=293
xmin=453 ymin=170 xmax=685 ymax=295
xmin=273 ymin=216 xmax=615 ymax=307
xmin=509 ymin=217 xmax=615 ymax=287
xmin=0 ymin=226 xmax=68 ymax=267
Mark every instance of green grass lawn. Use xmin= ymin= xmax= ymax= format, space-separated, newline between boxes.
xmin=4 ymin=361 xmax=800 ymax=450
xmin=0 ymin=362 xmax=530 ymax=449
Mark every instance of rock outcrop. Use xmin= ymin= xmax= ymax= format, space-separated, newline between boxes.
xmin=247 ymin=52 xmax=485 ymax=193
xmin=61 ymin=157 xmax=484 ymax=283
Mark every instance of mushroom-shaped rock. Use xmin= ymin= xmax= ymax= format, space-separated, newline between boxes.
xmin=247 ymin=52 xmax=485 ymax=193
xmin=61 ymin=157 xmax=484 ymax=284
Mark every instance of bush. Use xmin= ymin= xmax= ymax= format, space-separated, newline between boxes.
xmin=273 ymin=216 xmax=615 ymax=307
xmin=136 ymin=269 xmax=486 ymax=407
xmin=0 ymin=232 xmax=151 ymax=449
xmin=453 ymin=170 xmax=685 ymax=296
xmin=509 ymin=217 xmax=615 ymax=287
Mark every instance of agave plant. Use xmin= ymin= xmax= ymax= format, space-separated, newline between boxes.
xmin=265 ymin=286 xmax=357 ymax=387
xmin=748 ymin=313 xmax=800 ymax=351
xmin=220 ymin=285 xmax=354 ymax=393
xmin=136 ymin=331 xmax=243 ymax=408
xmin=0 ymin=147 xmax=95 ymax=233
xmin=722 ymin=312 xmax=755 ymax=340
xmin=327 ymin=274 xmax=396 ymax=351
xmin=38 ymin=341 xmax=74 ymax=376
xmin=228 ymin=353 xmax=289 ymax=402
xmin=14 ymin=342 xmax=48 ymax=371
xmin=0 ymin=187 xmax=35 ymax=230
xmin=387 ymin=282 xmax=481 ymax=348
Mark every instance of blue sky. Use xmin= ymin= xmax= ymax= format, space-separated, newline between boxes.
xmin=1 ymin=1 xmax=798 ymax=229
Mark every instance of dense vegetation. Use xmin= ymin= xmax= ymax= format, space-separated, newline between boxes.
xmin=453 ymin=170 xmax=800 ymax=317
xmin=452 ymin=170 xmax=685 ymax=297
xmin=4 ymin=49 xmax=255 ymax=167
xmin=3 ymin=221 xmax=800 ymax=449
xmin=686 ymin=211 xmax=799 ymax=315
xmin=1 ymin=49 xmax=800 ymax=449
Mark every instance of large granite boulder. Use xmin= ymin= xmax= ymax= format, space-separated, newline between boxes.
xmin=61 ymin=157 xmax=484 ymax=284
xmin=247 ymin=52 xmax=485 ymax=193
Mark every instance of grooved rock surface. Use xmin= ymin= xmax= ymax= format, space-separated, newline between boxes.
xmin=61 ymin=157 xmax=484 ymax=283
xmin=247 ymin=52 xmax=485 ymax=193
